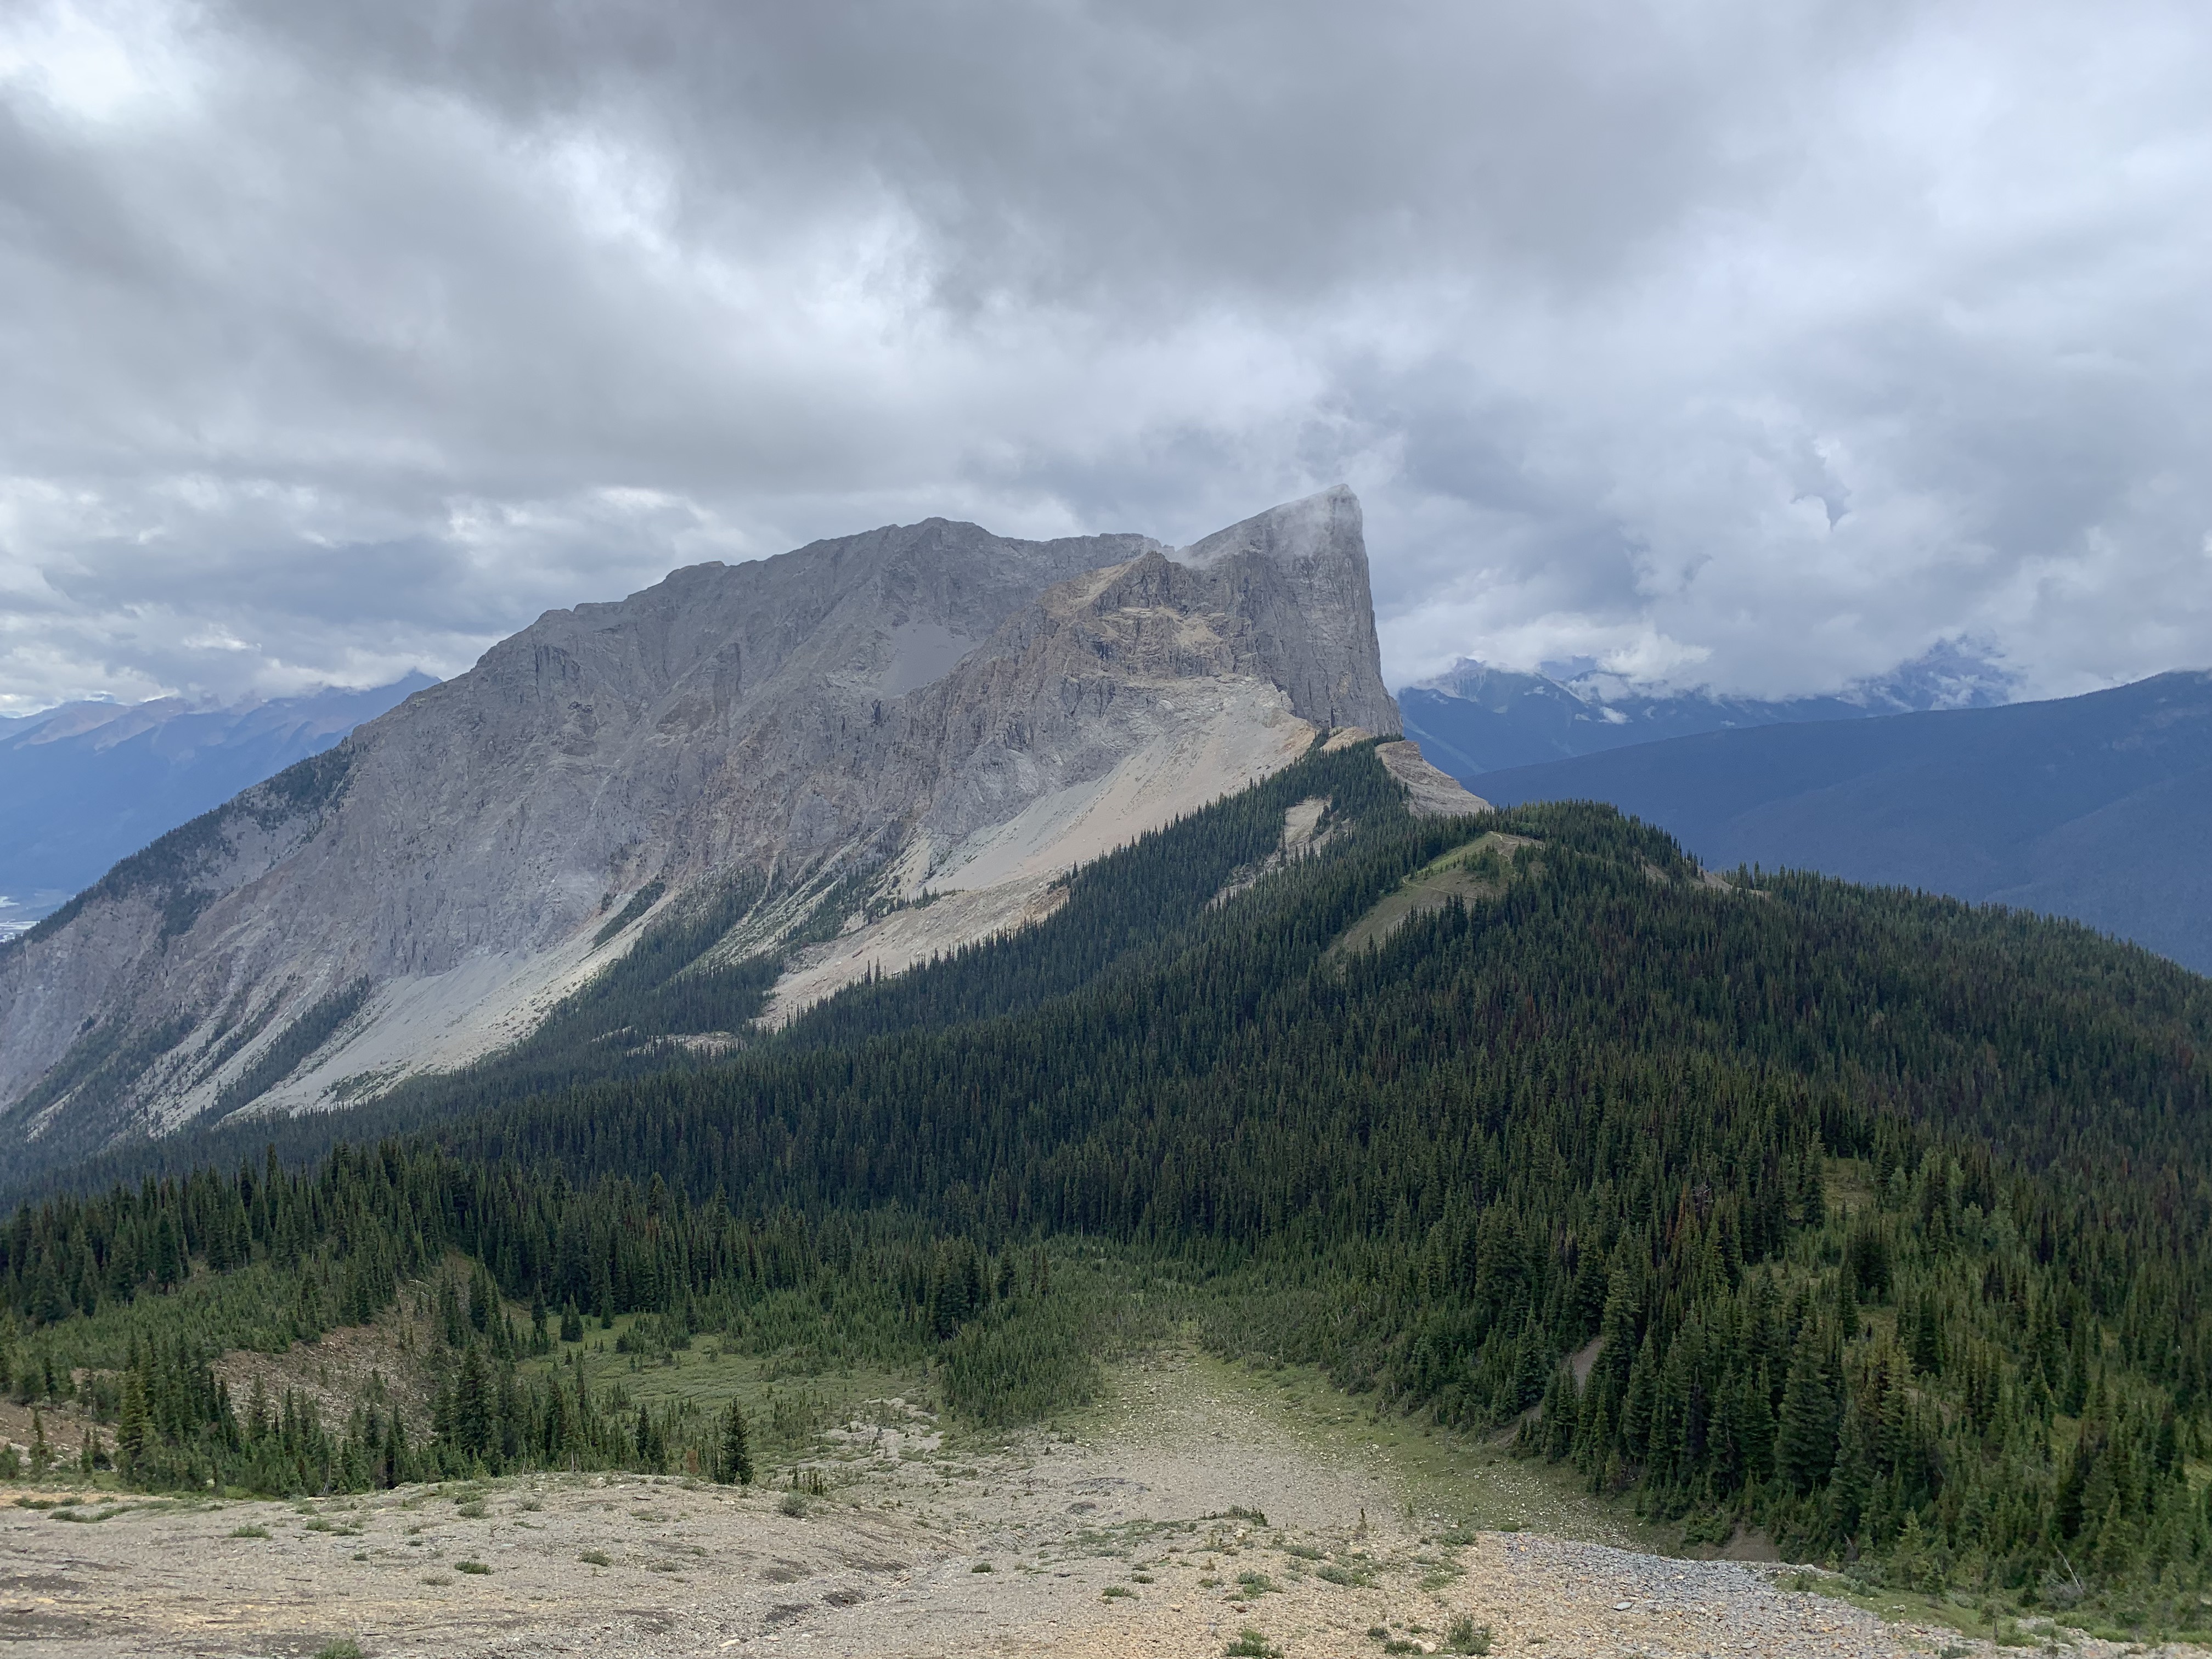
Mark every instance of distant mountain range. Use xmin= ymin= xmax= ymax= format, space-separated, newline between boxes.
xmin=1462 ymin=670 xmax=2212 ymax=974
xmin=1398 ymin=642 xmax=2015 ymax=776
xmin=0 ymin=674 xmax=436 ymax=935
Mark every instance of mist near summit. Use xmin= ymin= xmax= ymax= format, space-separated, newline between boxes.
xmin=1 ymin=0 xmax=2205 ymax=713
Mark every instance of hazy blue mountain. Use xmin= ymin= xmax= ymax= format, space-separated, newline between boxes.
xmin=1469 ymin=670 xmax=2212 ymax=973
xmin=0 ymin=674 xmax=436 ymax=934
xmin=1398 ymin=641 xmax=2013 ymax=776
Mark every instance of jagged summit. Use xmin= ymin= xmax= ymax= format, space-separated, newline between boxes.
xmin=0 ymin=488 xmax=1457 ymax=1170
xmin=1175 ymin=487 xmax=1399 ymax=736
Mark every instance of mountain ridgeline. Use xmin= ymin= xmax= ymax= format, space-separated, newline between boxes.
xmin=0 ymin=489 xmax=1413 ymax=1173
xmin=1470 ymin=669 xmax=2212 ymax=974
xmin=1397 ymin=644 xmax=2015 ymax=778
xmin=5 ymin=740 xmax=2212 ymax=1630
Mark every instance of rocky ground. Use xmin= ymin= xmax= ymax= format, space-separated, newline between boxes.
xmin=0 ymin=1355 xmax=2192 ymax=1658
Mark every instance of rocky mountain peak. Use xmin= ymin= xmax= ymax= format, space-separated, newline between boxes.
xmin=0 ymin=488 xmax=1441 ymax=1173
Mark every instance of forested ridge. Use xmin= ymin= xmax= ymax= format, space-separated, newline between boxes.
xmin=4 ymin=741 xmax=2212 ymax=1630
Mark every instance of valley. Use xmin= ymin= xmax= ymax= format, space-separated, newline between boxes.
xmin=4 ymin=497 xmax=2211 ymax=1657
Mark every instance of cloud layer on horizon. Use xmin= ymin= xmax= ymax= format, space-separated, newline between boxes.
xmin=1 ymin=0 xmax=2205 ymax=714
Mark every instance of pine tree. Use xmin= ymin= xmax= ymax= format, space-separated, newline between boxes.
xmin=1619 ymin=1333 xmax=1657 ymax=1459
xmin=437 ymin=1274 xmax=467 ymax=1348
xmin=381 ymin=1410 xmax=408 ymax=1488
xmin=1776 ymin=1325 xmax=1836 ymax=1494
xmin=454 ymin=1345 xmax=493 ymax=1462
xmin=1708 ymin=1361 xmax=1743 ymax=1488
xmin=1908 ymin=1289 xmax=1944 ymax=1376
xmin=634 ymin=1403 xmax=667 ymax=1472
xmin=1649 ymin=1338 xmax=1691 ymax=1483
xmin=1540 ymin=1365 xmax=1577 ymax=1461
xmin=151 ymin=1212 xmax=184 ymax=1291
xmin=2092 ymin=1497 xmax=2134 ymax=1583
xmin=116 ymin=1368 xmax=151 ymax=1474
xmin=1829 ymin=1402 xmax=1872 ymax=1539
xmin=1800 ymin=1142 xmax=1827 ymax=1228
xmin=717 ymin=1400 xmax=754 ymax=1486
xmin=468 ymin=1262 xmax=495 ymax=1333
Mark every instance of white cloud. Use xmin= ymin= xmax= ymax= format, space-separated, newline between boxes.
xmin=0 ymin=0 xmax=2204 ymax=714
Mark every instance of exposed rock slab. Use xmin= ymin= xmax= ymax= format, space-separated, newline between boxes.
xmin=1378 ymin=740 xmax=1491 ymax=817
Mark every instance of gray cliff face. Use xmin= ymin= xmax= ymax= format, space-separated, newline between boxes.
xmin=0 ymin=489 xmax=1405 ymax=1164
xmin=1176 ymin=487 xmax=1401 ymax=738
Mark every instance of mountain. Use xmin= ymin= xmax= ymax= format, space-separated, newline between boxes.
xmin=0 ymin=675 xmax=436 ymax=937
xmin=1398 ymin=641 xmax=2014 ymax=777
xmin=0 ymin=488 xmax=1472 ymax=1170
xmin=1469 ymin=669 xmax=2212 ymax=972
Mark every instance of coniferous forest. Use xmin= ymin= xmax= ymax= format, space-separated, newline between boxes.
xmin=4 ymin=738 xmax=2212 ymax=1632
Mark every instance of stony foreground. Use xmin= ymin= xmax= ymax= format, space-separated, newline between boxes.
xmin=0 ymin=1362 xmax=2188 ymax=1658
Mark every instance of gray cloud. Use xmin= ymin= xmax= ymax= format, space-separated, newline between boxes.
xmin=0 ymin=0 xmax=2204 ymax=713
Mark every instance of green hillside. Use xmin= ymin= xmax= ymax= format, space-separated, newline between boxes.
xmin=5 ymin=739 xmax=2211 ymax=1633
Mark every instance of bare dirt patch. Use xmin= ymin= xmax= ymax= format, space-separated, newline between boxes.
xmin=212 ymin=1297 xmax=436 ymax=1429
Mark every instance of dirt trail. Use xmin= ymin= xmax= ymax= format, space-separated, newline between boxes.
xmin=0 ymin=1355 xmax=2182 ymax=1658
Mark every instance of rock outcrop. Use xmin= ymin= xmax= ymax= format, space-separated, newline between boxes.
xmin=0 ymin=487 xmax=1447 ymax=1165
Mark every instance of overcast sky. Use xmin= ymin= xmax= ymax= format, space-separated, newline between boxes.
xmin=1 ymin=0 xmax=2205 ymax=715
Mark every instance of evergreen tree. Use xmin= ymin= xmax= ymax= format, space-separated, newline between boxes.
xmin=1776 ymin=1326 xmax=1836 ymax=1494
xmin=1829 ymin=1402 xmax=1872 ymax=1539
xmin=454 ymin=1345 xmax=493 ymax=1463
xmin=115 ymin=1368 xmax=150 ymax=1474
xmin=151 ymin=1212 xmax=184 ymax=1291
xmin=716 ymin=1400 xmax=754 ymax=1486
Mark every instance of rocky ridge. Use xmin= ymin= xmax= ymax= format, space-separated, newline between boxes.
xmin=0 ymin=488 xmax=1470 ymax=1168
